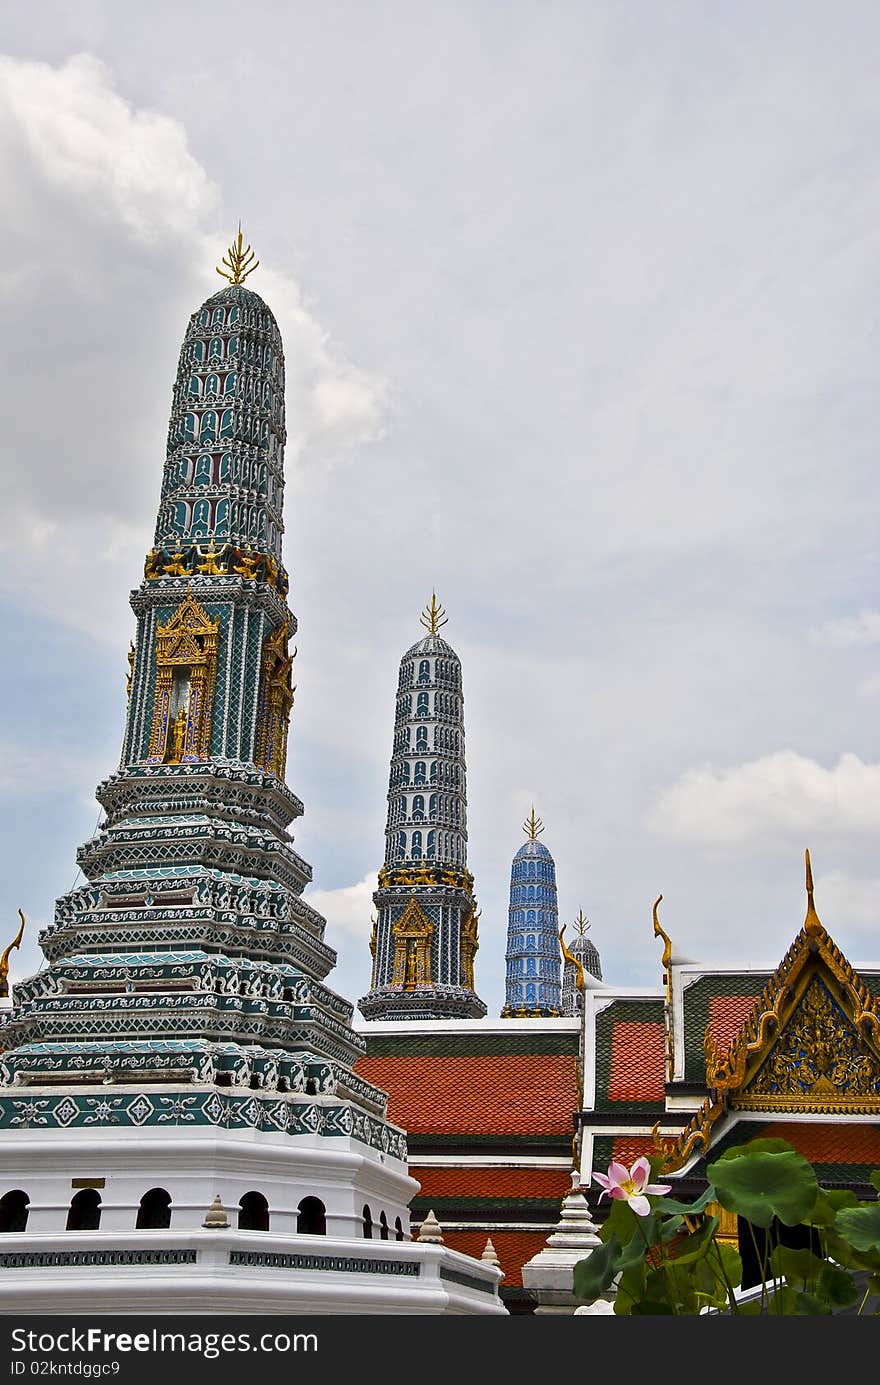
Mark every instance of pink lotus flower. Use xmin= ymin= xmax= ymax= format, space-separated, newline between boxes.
xmin=592 ymin=1157 xmax=671 ymax=1218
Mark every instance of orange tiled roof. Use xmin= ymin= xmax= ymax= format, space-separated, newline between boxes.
xmin=707 ymin=993 xmax=761 ymax=1052
xmin=758 ymin=1122 xmax=880 ymax=1167
xmin=409 ymin=1165 xmax=571 ymax=1201
xmin=440 ymin=1228 xmax=552 ymax=1289
xmin=610 ymin=1135 xmax=665 ymax=1168
xmin=355 ymin=1053 xmax=578 ymax=1135
xmin=608 ymin=1021 xmax=666 ymax=1103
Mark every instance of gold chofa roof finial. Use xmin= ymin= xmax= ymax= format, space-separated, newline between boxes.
xmin=652 ymin=894 xmax=673 ymax=1006
xmin=573 ymin=908 xmax=590 ymax=936
xmin=804 ymin=848 xmax=822 ymax=935
xmin=0 ymin=909 xmax=25 ymax=999
xmin=420 ymin=592 xmax=448 ymax=635
xmin=216 ymin=224 xmax=260 ymax=285
xmin=524 ymin=806 xmax=544 ymax=840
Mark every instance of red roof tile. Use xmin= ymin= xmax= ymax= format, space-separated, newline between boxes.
xmin=608 ymin=1022 xmax=666 ymax=1103
xmin=707 ymin=993 xmax=760 ymax=1051
xmin=355 ymin=1053 xmax=578 ymax=1135
xmin=440 ymin=1228 xmax=552 ymax=1288
xmin=758 ymin=1122 xmax=880 ymax=1167
xmin=610 ymin=1135 xmax=666 ymax=1168
xmin=409 ymin=1165 xmax=571 ymax=1201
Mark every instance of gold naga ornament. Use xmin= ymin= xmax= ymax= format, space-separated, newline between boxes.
xmin=0 ymin=910 xmax=25 ymax=1000
xmin=652 ymin=894 xmax=676 ymax=1079
xmin=216 ymin=226 xmax=260 ymax=286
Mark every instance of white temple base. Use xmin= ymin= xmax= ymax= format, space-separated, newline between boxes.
xmin=0 ymin=1230 xmax=505 ymax=1313
xmin=520 ymin=1171 xmax=602 ymax=1315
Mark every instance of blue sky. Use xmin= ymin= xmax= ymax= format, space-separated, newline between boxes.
xmin=2 ymin=2 xmax=880 ymax=1015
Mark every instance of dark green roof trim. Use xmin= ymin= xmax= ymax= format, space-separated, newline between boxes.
xmin=363 ymin=1032 xmax=579 ymax=1059
xmin=407 ymin=1133 xmax=574 ymax=1151
xmin=580 ymin=1112 xmax=680 ymax=1128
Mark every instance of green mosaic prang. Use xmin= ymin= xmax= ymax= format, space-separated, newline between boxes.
xmin=682 ymin=973 xmax=771 ymax=1083
xmin=0 ymin=279 xmax=409 ymax=1181
xmin=593 ymin=997 xmax=666 ymax=1115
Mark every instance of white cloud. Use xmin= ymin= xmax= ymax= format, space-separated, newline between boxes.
xmin=0 ymin=51 xmax=388 ymax=649
xmin=0 ymin=52 xmax=215 ymax=243
xmin=812 ymin=611 xmax=880 ymax=648
xmin=814 ymin=870 xmax=880 ymax=940
xmin=303 ymin=872 xmax=376 ymax=944
xmin=650 ymin=751 xmax=880 ymax=849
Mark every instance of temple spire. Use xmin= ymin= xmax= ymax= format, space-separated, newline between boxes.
xmin=359 ymin=607 xmax=485 ymax=1020
xmin=502 ymin=815 xmax=562 ymax=1017
xmin=216 ymin=224 xmax=260 ymax=285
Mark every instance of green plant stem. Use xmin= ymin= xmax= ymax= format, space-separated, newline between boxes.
xmin=746 ymin=1220 xmax=768 ymax=1313
xmin=857 ymin=1284 xmax=871 ymax=1317
xmin=710 ymin=1237 xmax=740 ymax=1316
xmin=634 ymin=1213 xmax=678 ymax=1315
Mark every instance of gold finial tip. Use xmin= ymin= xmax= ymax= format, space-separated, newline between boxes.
xmin=574 ymin=909 xmax=590 ymax=935
xmin=419 ymin=592 xmax=448 ymax=635
xmin=216 ymin=226 xmax=260 ymax=286
xmin=804 ymin=848 xmax=822 ymax=933
xmin=523 ymin=806 xmax=544 ymax=840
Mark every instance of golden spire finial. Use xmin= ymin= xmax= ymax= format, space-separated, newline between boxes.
xmin=804 ymin=848 xmax=822 ymax=935
xmin=216 ymin=224 xmax=260 ymax=285
xmin=0 ymin=909 xmax=25 ymax=999
xmin=573 ymin=908 xmax=590 ymax=936
xmin=523 ymin=806 xmax=544 ymax=840
xmin=419 ymin=592 xmax=448 ymax=635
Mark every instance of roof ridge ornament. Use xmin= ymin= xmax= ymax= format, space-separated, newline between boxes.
xmin=524 ymin=806 xmax=544 ymax=840
xmin=652 ymin=894 xmax=673 ymax=1007
xmin=804 ymin=847 xmax=822 ymax=935
xmin=0 ymin=909 xmax=25 ymax=999
xmin=419 ymin=592 xmax=448 ymax=635
xmin=216 ymin=224 xmax=260 ymax=285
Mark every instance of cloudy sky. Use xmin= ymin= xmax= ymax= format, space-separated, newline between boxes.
xmin=2 ymin=2 xmax=880 ymax=1017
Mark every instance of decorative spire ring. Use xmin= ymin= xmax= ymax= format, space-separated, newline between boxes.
xmin=216 ymin=224 xmax=260 ymax=285
xmin=420 ymin=592 xmax=448 ymax=635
